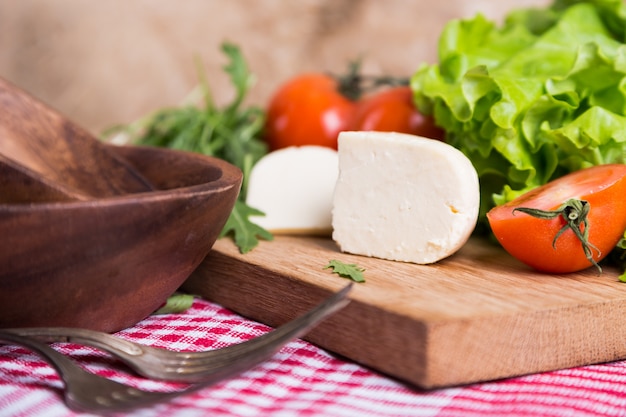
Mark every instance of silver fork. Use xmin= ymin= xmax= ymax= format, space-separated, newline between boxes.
xmin=5 ymin=284 xmax=352 ymax=384
xmin=0 ymin=331 xmax=189 ymax=412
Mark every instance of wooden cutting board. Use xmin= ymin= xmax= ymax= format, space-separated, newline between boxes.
xmin=182 ymin=235 xmax=626 ymax=389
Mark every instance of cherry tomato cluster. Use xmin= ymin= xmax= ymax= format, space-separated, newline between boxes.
xmin=263 ymin=72 xmax=444 ymax=151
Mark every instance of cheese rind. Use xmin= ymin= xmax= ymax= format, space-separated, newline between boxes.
xmin=332 ymin=131 xmax=479 ymax=264
xmin=246 ymin=146 xmax=338 ymax=235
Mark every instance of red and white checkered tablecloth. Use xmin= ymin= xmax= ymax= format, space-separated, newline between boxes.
xmin=2 ymin=297 xmax=626 ymax=417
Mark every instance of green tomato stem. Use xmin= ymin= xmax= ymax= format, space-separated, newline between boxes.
xmin=333 ymin=60 xmax=409 ymax=101
xmin=513 ymin=199 xmax=602 ymax=274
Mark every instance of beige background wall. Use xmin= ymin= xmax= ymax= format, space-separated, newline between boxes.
xmin=0 ymin=0 xmax=550 ymax=135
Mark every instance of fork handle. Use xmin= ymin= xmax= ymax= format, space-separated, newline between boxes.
xmin=0 ymin=331 xmax=80 ymax=379
xmin=4 ymin=327 xmax=144 ymax=355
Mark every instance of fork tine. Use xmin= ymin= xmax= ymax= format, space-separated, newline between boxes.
xmin=170 ymin=282 xmax=353 ymax=362
xmin=128 ymin=283 xmax=353 ymax=382
xmin=155 ymin=283 xmax=353 ymax=379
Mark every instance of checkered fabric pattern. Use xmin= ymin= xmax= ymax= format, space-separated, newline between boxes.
xmin=2 ymin=297 xmax=626 ymax=417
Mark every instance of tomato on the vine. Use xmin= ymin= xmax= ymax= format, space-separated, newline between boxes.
xmin=264 ymin=74 xmax=355 ymax=151
xmin=486 ymin=164 xmax=626 ymax=274
xmin=264 ymin=70 xmax=444 ymax=151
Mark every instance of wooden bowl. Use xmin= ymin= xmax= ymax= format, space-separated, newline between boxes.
xmin=0 ymin=145 xmax=242 ymax=332
xmin=0 ymin=76 xmax=155 ymax=200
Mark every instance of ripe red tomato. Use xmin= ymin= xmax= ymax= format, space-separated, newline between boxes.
xmin=487 ymin=164 xmax=626 ymax=274
xmin=264 ymin=74 xmax=355 ymax=151
xmin=349 ymin=86 xmax=445 ymax=140
xmin=264 ymin=74 xmax=443 ymax=151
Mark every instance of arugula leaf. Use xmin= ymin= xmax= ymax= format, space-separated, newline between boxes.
xmin=324 ymin=260 xmax=366 ymax=283
xmin=220 ymin=200 xmax=274 ymax=254
xmin=103 ymin=42 xmax=272 ymax=253
xmin=153 ymin=293 xmax=195 ymax=315
xmin=221 ymin=43 xmax=255 ymax=112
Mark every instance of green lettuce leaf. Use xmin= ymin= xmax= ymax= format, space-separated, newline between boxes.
xmin=411 ymin=0 xmax=626 ymax=221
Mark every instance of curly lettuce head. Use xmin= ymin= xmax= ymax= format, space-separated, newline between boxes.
xmin=411 ymin=0 xmax=626 ymax=219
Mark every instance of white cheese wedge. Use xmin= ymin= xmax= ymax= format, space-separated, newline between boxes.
xmin=246 ymin=145 xmax=338 ymax=235
xmin=332 ymin=131 xmax=479 ymax=264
